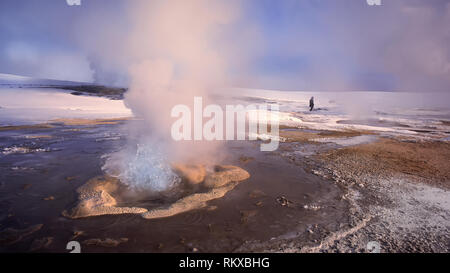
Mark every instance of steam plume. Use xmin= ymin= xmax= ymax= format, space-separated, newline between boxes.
xmin=105 ymin=0 xmax=243 ymax=192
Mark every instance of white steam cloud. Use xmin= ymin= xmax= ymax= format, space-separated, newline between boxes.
xmin=104 ymin=0 xmax=244 ymax=192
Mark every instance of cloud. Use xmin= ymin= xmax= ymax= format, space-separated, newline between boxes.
xmin=3 ymin=41 xmax=93 ymax=82
xmin=0 ymin=0 xmax=449 ymax=91
xmin=236 ymin=0 xmax=450 ymax=92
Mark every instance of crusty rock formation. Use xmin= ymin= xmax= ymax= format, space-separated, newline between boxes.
xmin=204 ymin=165 xmax=251 ymax=188
xmin=64 ymin=165 xmax=250 ymax=220
xmin=142 ymin=165 xmax=250 ymax=219
xmin=172 ymin=164 xmax=206 ymax=185
xmin=141 ymin=182 xmax=240 ymax=219
xmin=62 ymin=176 xmax=147 ymax=219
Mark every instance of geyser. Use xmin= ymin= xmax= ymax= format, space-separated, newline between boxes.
xmin=103 ymin=141 xmax=181 ymax=193
xmin=64 ymin=165 xmax=250 ymax=219
xmin=106 ymin=0 xmax=244 ymax=192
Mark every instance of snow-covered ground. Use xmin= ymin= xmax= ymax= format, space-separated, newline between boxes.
xmin=227 ymin=88 xmax=450 ymax=139
xmin=0 ymin=73 xmax=131 ymax=125
xmin=0 ymin=88 xmax=132 ymax=125
xmin=1 ymin=73 xmax=449 ymax=141
xmin=0 ymin=73 xmax=91 ymax=86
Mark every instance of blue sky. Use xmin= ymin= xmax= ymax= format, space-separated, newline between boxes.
xmin=0 ymin=0 xmax=449 ymax=92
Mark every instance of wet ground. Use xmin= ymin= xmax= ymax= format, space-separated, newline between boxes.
xmin=0 ymin=121 xmax=347 ymax=253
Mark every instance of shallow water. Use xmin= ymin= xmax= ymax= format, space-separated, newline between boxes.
xmin=0 ymin=120 xmax=346 ymax=252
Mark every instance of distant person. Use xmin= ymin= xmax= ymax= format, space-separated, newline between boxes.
xmin=309 ymin=96 xmax=314 ymax=111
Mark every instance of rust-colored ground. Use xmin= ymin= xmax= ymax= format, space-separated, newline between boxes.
xmin=280 ymin=129 xmax=370 ymax=143
xmin=318 ymin=138 xmax=450 ymax=189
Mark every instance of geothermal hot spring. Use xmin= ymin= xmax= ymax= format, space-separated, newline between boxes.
xmin=63 ymin=127 xmax=253 ymax=220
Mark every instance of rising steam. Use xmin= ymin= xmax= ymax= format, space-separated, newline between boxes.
xmin=104 ymin=0 xmax=242 ymax=192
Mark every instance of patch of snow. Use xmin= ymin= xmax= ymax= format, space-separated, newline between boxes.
xmin=2 ymin=146 xmax=50 ymax=155
xmin=312 ymin=135 xmax=378 ymax=146
xmin=0 ymin=88 xmax=132 ymax=125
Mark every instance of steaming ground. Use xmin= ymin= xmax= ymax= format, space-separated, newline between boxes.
xmin=0 ymin=87 xmax=449 ymax=252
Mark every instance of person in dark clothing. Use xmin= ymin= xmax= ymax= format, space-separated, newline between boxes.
xmin=309 ymin=96 xmax=314 ymax=111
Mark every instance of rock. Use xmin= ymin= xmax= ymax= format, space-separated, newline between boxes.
xmin=276 ymin=196 xmax=292 ymax=207
xmin=142 ymin=182 xmax=239 ymax=219
xmin=255 ymin=201 xmax=263 ymax=207
xmin=71 ymin=230 xmax=85 ymax=240
xmin=0 ymin=224 xmax=43 ymax=246
xmin=173 ymin=164 xmax=249 ymax=188
xmin=82 ymin=238 xmax=128 ymax=247
xmin=204 ymin=165 xmax=250 ymax=188
xmin=172 ymin=164 xmax=206 ymax=185
xmin=66 ymin=165 xmax=249 ymax=220
xmin=142 ymin=165 xmax=250 ymax=220
xmin=29 ymin=237 xmax=53 ymax=251
xmin=63 ymin=176 xmax=147 ymax=219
